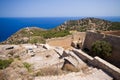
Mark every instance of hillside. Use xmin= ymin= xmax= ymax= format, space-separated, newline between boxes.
xmin=1 ymin=17 xmax=120 ymax=44
xmin=55 ymin=17 xmax=120 ymax=31
xmin=1 ymin=27 xmax=46 ymax=44
xmin=1 ymin=27 xmax=70 ymax=44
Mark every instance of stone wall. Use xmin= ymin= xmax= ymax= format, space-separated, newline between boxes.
xmin=46 ymin=32 xmax=86 ymax=49
xmin=72 ymin=49 xmax=93 ymax=64
xmin=82 ymin=32 xmax=120 ymax=68
xmin=72 ymin=49 xmax=120 ymax=80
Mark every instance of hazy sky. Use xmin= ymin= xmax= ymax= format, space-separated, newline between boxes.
xmin=0 ymin=0 xmax=120 ymax=17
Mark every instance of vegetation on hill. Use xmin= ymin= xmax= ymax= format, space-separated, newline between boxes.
xmin=40 ymin=30 xmax=70 ymax=38
xmin=29 ymin=29 xmax=70 ymax=44
xmin=108 ymin=22 xmax=120 ymax=30
xmin=1 ymin=27 xmax=70 ymax=44
xmin=56 ymin=18 xmax=112 ymax=31
xmin=56 ymin=17 xmax=120 ymax=31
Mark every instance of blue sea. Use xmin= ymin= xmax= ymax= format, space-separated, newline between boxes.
xmin=0 ymin=17 xmax=120 ymax=42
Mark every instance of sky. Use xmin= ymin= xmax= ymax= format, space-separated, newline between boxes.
xmin=0 ymin=0 xmax=120 ymax=17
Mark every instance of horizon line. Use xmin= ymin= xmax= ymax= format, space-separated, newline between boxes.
xmin=0 ymin=16 xmax=120 ymax=18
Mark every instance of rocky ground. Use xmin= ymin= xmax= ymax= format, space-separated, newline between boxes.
xmin=0 ymin=44 xmax=113 ymax=80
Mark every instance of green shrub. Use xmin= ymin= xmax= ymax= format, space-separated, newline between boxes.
xmin=108 ymin=22 xmax=120 ymax=30
xmin=30 ymin=36 xmax=45 ymax=44
xmin=23 ymin=62 xmax=31 ymax=72
xmin=0 ymin=59 xmax=13 ymax=69
xmin=40 ymin=30 xmax=70 ymax=39
xmin=92 ymin=40 xmax=112 ymax=58
xmin=29 ymin=30 xmax=70 ymax=43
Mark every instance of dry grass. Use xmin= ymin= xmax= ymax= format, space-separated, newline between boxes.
xmin=35 ymin=67 xmax=66 ymax=76
xmin=62 ymin=63 xmax=79 ymax=72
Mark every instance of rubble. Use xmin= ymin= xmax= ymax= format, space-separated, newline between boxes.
xmin=0 ymin=44 xmax=113 ymax=80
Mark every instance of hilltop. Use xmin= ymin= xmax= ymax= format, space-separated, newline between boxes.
xmin=1 ymin=17 xmax=120 ymax=44
xmin=55 ymin=17 xmax=120 ymax=31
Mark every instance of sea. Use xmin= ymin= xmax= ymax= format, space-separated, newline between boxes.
xmin=0 ymin=16 xmax=120 ymax=42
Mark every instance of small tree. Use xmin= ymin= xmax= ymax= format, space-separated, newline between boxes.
xmin=92 ymin=40 xmax=112 ymax=58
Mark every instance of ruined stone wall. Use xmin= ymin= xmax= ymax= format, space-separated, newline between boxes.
xmin=73 ymin=49 xmax=120 ymax=80
xmin=93 ymin=57 xmax=120 ymax=80
xmin=46 ymin=32 xmax=86 ymax=49
xmin=82 ymin=32 xmax=120 ymax=68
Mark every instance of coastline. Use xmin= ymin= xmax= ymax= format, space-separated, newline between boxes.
xmin=0 ymin=16 xmax=120 ymax=42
